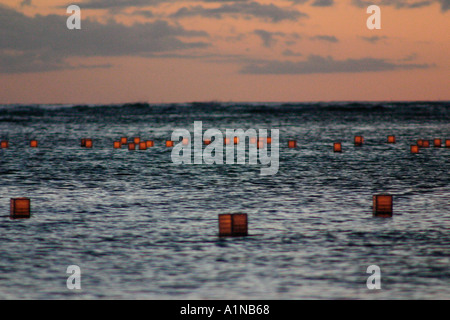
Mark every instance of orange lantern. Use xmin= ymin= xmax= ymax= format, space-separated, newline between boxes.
xmin=223 ymin=138 xmax=231 ymax=145
xmin=30 ymin=140 xmax=38 ymax=148
xmin=288 ymin=140 xmax=296 ymax=148
xmin=146 ymin=140 xmax=154 ymax=148
xmin=121 ymin=137 xmax=128 ymax=145
xmin=134 ymin=137 xmax=140 ymax=144
xmin=422 ymin=140 xmax=430 ymax=148
xmin=334 ymin=142 xmax=342 ymax=152
xmin=250 ymin=137 xmax=257 ymax=144
xmin=204 ymin=139 xmax=211 ymax=145
xmin=354 ymin=136 xmax=364 ymax=146
xmin=234 ymin=137 xmax=239 ymax=145
xmin=128 ymin=143 xmax=136 ymax=150
xmin=166 ymin=140 xmax=174 ymax=147
xmin=373 ymin=195 xmax=393 ymax=217
xmin=410 ymin=145 xmax=419 ymax=153
xmin=182 ymin=138 xmax=189 ymax=145
xmin=445 ymin=139 xmax=450 ymax=148
xmin=257 ymin=140 xmax=264 ymax=149
xmin=387 ymin=136 xmax=396 ymax=143
xmin=139 ymin=142 xmax=147 ymax=150
xmin=417 ymin=139 xmax=424 ymax=147
xmin=85 ymin=139 xmax=93 ymax=148
xmin=434 ymin=139 xmax=442 ymax=147
xmin=218 ymin=214 xmax=248 ymax=237
xmin=267 ymin=137 xmax=272 ymax=144
xmin=113 ymin=141 xmax=121 ymax=149
xmin=10 ymin=198 xmax=31 ymax=219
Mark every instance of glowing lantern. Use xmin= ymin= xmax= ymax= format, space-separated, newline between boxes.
xmin=334 ymin=142 xmax=342 ymax=152
xmin=204 ymin=139 xmax=211 ymax=145
xmin=434 ymin=139 xmax=442 ymax=147
xmin=288 ymin=140 xmax=296 ymax=148
xmin=121 ymin=137 xmax=128 ymax=145
xmin=354 ymin=136 xmax=364 ymax=146
xmin=267 ymin=137 xmax=272 ymax=144
xmin=410 ymin=145 xmax=419 ymax=153
xmin=446 ymin=140 xmax=450 ymax=148
xmin=166 ymin=140 xmax=174 ymax=147
xmin=387 ymin=136 xmax=396 ymax=143
xmin=422 ymin=140 xmax=430 ymax=148
xmin=10 ymin=198 xmax=30 ymax=219
xmin=182 ymin=138 xmax=189 ymax=145
xmin=81 ymin=139 xmax=86 ymax=147
xmin=373 ymin=195 xmax=393 ymax=217
xmin=139 ymin=142 xmax=147 ymax=150
xmin=257 ymin=140 xmax=264 ymax=149
xmin=224 ymin=138 xmax=231 ymax=145
xmin=134 ymin=137 xmax=140 ymax=144
xmin=128 ymin=143 xmax=136 ymax=150
xmin=30 ymin=140 xmax=38 ymax=148
xmin=146 ymin=140 xmax=154 ymax=148
xmin=113 ymin=141 xmax=121 ymax=149
xmin=417 ymin=139 xmax=424 ymax=147
xmin=218 ymin=214 xmax=248 ymax=237
xmin=234 ymin=137 xmax=240 ymax=145
xmin=85 ymin=139 xmax=93 ymax=148
xmin=250 ymin=137 xmax=257 ymax=144
xmin=0 ymin=141 xmax=8 ymax=148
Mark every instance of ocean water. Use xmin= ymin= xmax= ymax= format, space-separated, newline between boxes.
xmin=0 ymin=101 xmax=449 ymax=299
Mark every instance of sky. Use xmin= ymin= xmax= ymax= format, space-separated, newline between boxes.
xmin=0 ymin=0 xmax=449 ymax=104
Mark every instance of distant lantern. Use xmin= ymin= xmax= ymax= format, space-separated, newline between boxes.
xmin=146 ymin=140 xmax=154 ymax=148
xmin=85 ymin=139 xmax=93 ymax=148
xmin=410 ymin=145 xmax=419 ymax=154
xmin=10 ymin=198 xmax=31 ymax=219
xmin=288 ymin=140 xmax=297 ymax=148
xmin=354 ymin=136 xmax=364 ymax=146
xmin=30 ymin=140 xmax=38 ymax=148
xmin=134 ymin=137 xmax=140 ymax=144
xmin=224 ymin=138 xmax=231 ymax=145
xmin=267 ymin=137 xmax=272 ymax=144
xmin=250 ymin=137 xmax=257 ymax=144
xmin=234 ymin=137 xmax=239 ymax=145
xmin=113 ymin=141 xmax=121 ymax=149
xmin=446 ymin=139 xmax=450 ymax=148
xmin=121 ymin=137 xmax=128 ymax=145
xmin=434 ymin=139 xmax=442 ymax=147
xmin=81 ymin=139 xmax=86 ymax=147
xmin=334 ymin=142 xmax=342 ymax=152
xmin=417 ymin=139 xmax=424 ymax=147
xmin=372 ymin=195 xmax=393 ymax=217
xmin=182 ymin=138 xmax=189 ymax=146
xmin=139 ymin=142 xmax=147 ymax=150
xmin=218 ymin=213 xmax=248 ymax=237
xmin=128 ymin=143 xmax=136 ymax=151
xmin=204 ymin=139 xmax=211 ymax=145
xmin=422 ymin=140 xmax=430 ymax=148
xmin=166 ymin=140 xmax=174 ymax=147
xmin=257 ymin=140 xmax=264 ymax=149
xmin=387 ymin=136 xmax=396 ymax=144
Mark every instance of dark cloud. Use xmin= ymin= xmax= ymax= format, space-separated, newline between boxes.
xmin=240 ymin=55 xmax=432 ymax=74
xmin=310 ymin=35 xmax=339 ymax=42
xmin=352 ymin=0 xmax=449 ymax=11
xmin=71 ymin=0 xmax=166 ymax=10
xmin=254 ymin=30 xmax=285 ymax=47
xmin=0 ymin=5 xmax=209 ymax=73
xmin=360 ymin=35 xmax=388 ymax=43
xmin=170 ymin=2 xmax=308 ymax=22
xmin=20 ymin=0 xmax=32 ymax=7
xmin=311 ymin=0 xmax=334 ymax=6
xmin=282 ymin=49 xmax=303 ymax=57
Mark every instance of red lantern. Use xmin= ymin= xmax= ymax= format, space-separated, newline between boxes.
xmin=434 ymin=139 xmax=442 ymax=147
xmin=85 ymin=139 xmax=93 ymax=148
xmin=128 ymin=143 xmax=136 ymax=150
xmin=446 ymin=140 xmax=450 ymax=148
xmin=30 ymin=140 xmax=38 ymax=148
xmin=219 ymin=214 xmax=248 ymax=237
xmin=113 ymin=141 xmax=121 ymax=149
xmin=146 ymin=140 xmax=154 ymax=148
xmin=334 ymin=142 xmax=342 ymax=152
xmin=250 ymin=137 xmax=257 ymax=144
xmin=224 ymin=138 xmax=231 ymax=145
xmin=257 ymin=140 xmax=264 ymax=149
xmin=354 ymin=136 xmax=364 ymax=146
xmin=182 ymin=138 xmax=189 ymax=145
xmin=134 ymin=137 xmax=140 ymax=144
xmin=234 ymin=137 xmax=239 ymax=145
xmin=80 ymin=139 xmax=86 ymax=147
xmin=10 ymin=198 xmax=31 ymax=219
xmin=166 ymin=141 xmax=174 ymax=147
xmin=139 ymin=142 xmax=147 ymax=150
xmin=410 ymin=145 xmax=419 ymax=153
xmin=422 ymin=140 xmax=430 ymax=148
xmin=387 ymin=136 xmax=395 ymax=143
xmin=288 ymin=140 xmax=296 ymax=148
xmin=121 ymin=137 xmax=128 ymax=145
xmin=267 ymin=137 xmax=272 ymax=144
xmin=204 ymin=139 xmax=211 ymax=145
xmin=373 ymin=195 xmax=393 ymax=217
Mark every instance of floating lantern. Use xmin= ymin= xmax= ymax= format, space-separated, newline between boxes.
xmin=354 ymin=136 xmax=364 ymax=146
xmin=218 ymin=213 xmax=248 ymax=237
xmin=146 ymin=140 xmax=154 ymax=148
xmin=387 ymin=136 xmax=396 ymax=143
xmin=257 ymin=140 xmax=264 ymax=149
xmin=417 ymin=139 xmax=424 ymax=147
xmin=182 ymin=138 xmax=189 ymax=146
xmin=85 ymin=139 xmax=93 ymax=148
xmin=121 ymin=137 xmax=128 ymax=145
xmin=446 ymin=140 xmax=450 ymax=148
xmin=410 ymin=145 xmax=419 ymax=153
xmin=224 ymin=138 xmax=231 ymax=145
xmin=134 ymin=137 xmax=140 ymax=145
xmin=334 ymin=142 xmax=342 ymax=152
xmin=128 ymin=143 xmax=136 ymax=150
xmin=234 ymin=137 xmax=239 ymax=145
xmin=434 ymin=139 xmax=442 ymax=147
xmin=80 ymin=139 xmax=86 ymax=147
xmin=10 ymin=198 xmax=30 ymax=219
xmin=113 ymin=141 xmax=121 ymax=149
xmin=250 ymin=137 xmax=257 ymax=144
xmin=288 ymin=140 xmax=296 ymax=148
xmin=372 ymin=195 xmax=393 ymax=217
xmin=267 ymin=137 xmax=272 ymax=144
xmin=166 ymin=140 xmax=174 ymax=147
xmin=422 ymin=140 xmax=430 ymax=148
xmin=204 ymin=139 xmax=211 ymax=145
xmin=30 ymin=140 xmax=38 ymax=148
xmin=139 ymin=142 xmax=147 ymax=150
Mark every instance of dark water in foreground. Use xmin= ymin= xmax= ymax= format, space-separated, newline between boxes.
xmin=0 ymin=101 xmax=449 ymax=299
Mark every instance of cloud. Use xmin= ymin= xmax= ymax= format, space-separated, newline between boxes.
xmin=311 ymin=0 xmax=334 ymax=6
xmin=254 ymin=30 xmax=286 ymax=47
xmin=20 ymin=0 xmax=32 ymax=7
xmin=70 ymin=0 xmax=166 ymax=10
xmin=0 ymin=5 xmax=209 ymax=73
xmin=352 ymin=0 xmax=449 ymax=11
xmin=310 ymin=35 xmax=339 ymax=42
xmin=170 ymin=2 xmax=308 ymax=22
xmin=240 ymin=55 xmax=432 ymax=74
xmin=282 ymin=49 xmax=303 ymax=57
xmin=360 ymin=35 xmax=388 ymax=43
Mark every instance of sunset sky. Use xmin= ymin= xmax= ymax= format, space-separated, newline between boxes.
xmin=0 ymin=0 xmax=448 ymax=104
